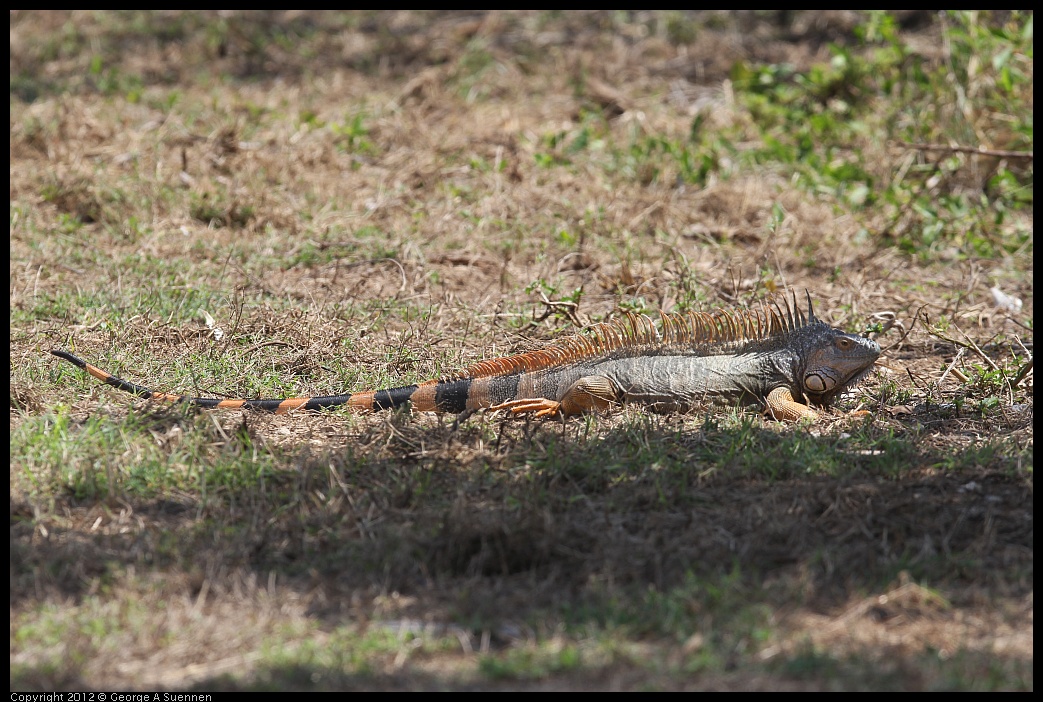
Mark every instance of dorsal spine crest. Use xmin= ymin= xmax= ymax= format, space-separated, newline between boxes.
xmin=456 ymin=291 xmax=818 ymax=380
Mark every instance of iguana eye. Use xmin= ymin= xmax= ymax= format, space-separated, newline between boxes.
xmin=837 ymin=337 xmax=852 ymax=350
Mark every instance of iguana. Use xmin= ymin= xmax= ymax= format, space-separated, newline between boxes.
xmin=50 ymin=291 xmax=880 ymax=422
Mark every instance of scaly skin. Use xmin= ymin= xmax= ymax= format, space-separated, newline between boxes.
xmin=51 ymin=292 xmax=880 ymax=422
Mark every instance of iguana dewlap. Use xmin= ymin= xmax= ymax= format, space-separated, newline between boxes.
xmin=51 ymin=292 xmax=880 ymax=422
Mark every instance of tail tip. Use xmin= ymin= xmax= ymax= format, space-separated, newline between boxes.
xmin=50 ymin=349 xmax=84 ymax=367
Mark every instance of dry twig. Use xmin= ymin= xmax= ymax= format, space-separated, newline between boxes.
xmin=893 ymin=140 xmax=1033 ymax=160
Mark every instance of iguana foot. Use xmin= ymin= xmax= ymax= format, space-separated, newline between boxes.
xmin=765 ymin=386 xmax=818 ymax=422
xmin=491 ymin=398 xmax=564 ymax=418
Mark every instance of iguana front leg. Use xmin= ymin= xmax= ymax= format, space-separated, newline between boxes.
xmin=765 ymin=386 xmax=818 ymax=422
xmin=492 ymin=375 xmax=619 ymax=418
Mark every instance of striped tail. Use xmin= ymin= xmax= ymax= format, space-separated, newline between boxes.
xmin=49 ymin=349 xmax=463 ymax=415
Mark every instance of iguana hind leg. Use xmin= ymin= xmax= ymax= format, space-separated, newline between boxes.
xmin=492 ymin=375 xmax=619 ymax=418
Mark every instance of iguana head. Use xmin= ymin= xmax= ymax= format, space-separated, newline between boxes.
xmin=799 ymin=323 xmax=881 ymax=406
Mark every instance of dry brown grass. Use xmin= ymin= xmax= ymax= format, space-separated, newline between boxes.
xmin=11 ymin=11 xmax=1032 ymax=691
